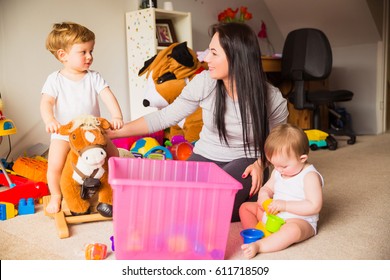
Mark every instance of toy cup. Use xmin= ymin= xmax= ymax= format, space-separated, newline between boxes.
xmin=171 ymin=142 xmax=193 ymax=160
xmin=240 ymin=228 xmax=264 ymax=244
xmin=265 ymin=215 xmax=285 ymax=233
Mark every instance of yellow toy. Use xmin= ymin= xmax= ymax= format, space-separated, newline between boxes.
xmin=138 ymin=42 xmax=207 ymax=143
xmin=0 ymin=201 xmax=18 ymax=220
xmin=262 ymin=198 xmax=273 ymax=214
xmin=255 ymin=199 xmax=285 ymax=236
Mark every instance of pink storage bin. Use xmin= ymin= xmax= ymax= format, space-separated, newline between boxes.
xmin=108 ymin=157 xmax=242 ymax=260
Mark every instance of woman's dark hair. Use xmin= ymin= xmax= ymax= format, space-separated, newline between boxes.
xmin=210 ymin=22 xmax=269 ymax=165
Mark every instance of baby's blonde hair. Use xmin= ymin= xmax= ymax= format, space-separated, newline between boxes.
xmin=264 ymin=123 xmax=309 ymax=161
xmin=45 ymin=22 xmax=95 ymax=60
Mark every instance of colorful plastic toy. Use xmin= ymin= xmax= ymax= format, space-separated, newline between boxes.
xmin=18 ymin=198 xmax=35 ymax=215
xmin=110 ymin=236 xmax=115 ymax=251
xmin=12 ymin=156 xmax=48 ymax=184
xmin=240 ymin=228 xmax=264 ymax=244
xmin=0 ymin=173 xmax=33 ymax=187
xmin=165 ymin=135 xmax=194 ymax=160
xmin=144 ymin=146 xmax=172 ymax=159
xmin=255 ymin=221 xmax=272 ymax=237
xmin=130 ymin=137 xmax=172 ymax=159
xmin=0 ymin=162 xmax=15 ymax=188
xmin=304 ymin=129 xmax=337 ymax=151
xmin=130 ymin=137 xmax=160 ymax=156
xmin=0 ymin=119 xmax=17 ymax=135
xmin=85 ymin=243 xmax=107 ymax=260
xmin=0 ymin=201 xmax=18 ymax=220
xmin=262 ymin=198 xmax=273 ymax=214
xmin=254 ymin=198 xmax=285 ymax=235
xmin=170 ymin=142 xmax=193 ymax=160
xmin=265 ymin=214 xmax=286 ymax=233
xmin=0 ymin=177 xmax=49 ymax=205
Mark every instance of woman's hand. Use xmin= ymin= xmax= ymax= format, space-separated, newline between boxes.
xmin=242 ymin=159 xmax=264 ymax=198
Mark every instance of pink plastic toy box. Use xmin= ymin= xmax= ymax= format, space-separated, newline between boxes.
xmin=108 ymin=157 xmax=242 ymax=260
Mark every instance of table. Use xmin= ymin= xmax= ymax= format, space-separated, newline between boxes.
xmin=261 ymin=56 xmax=282 ymax=72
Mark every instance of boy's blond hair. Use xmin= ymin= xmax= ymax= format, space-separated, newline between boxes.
xmin=45 ymin=22 xmax=95 ymax=60
xmin=264 ymin=123 xmax=309 ymax=161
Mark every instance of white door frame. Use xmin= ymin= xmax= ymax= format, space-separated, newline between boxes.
xmin=381 ymin=0 xmax=389 ymax=132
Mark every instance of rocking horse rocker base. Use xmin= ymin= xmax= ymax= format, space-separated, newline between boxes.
xmin=43 ymin=195 xmax=112 ymax=239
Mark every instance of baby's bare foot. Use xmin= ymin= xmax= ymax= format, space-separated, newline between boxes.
xmin=45 ymin=195 xmax=62 ymax=214
xmin=241 ymin=242 xmax=260 ymax=259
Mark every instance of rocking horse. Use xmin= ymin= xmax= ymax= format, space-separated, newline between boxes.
xmin=43 ymin=115 xmax=114 ymax=238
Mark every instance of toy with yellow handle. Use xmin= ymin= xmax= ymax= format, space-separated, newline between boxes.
xmin=255 ymin=199 xmax=285 ymax=236
xmin=255 ymin=199 xmax=273 ymax=237
xmin=262 ymin=198 xmax=274 ymax=214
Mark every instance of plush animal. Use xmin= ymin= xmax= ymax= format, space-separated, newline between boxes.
xmin=138 ymin=41 xmax=207 ymax=143
xmin=58 ymin=115 xmax=113 ymax=217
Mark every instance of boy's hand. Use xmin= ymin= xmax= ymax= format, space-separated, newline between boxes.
xmin=45 ymin=119 xmax=61 ymax=134
xmin=111 ymin=117 xmax=124 ymax=130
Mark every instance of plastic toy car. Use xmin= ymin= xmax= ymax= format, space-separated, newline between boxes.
xmin=304 ymin=129 xmax=337 ymax=151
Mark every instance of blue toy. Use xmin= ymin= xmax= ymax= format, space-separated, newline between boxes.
xmin=240 ymin=228 xmax=264 ymax=244
xmin=0 ymin=201 xmax=18 ymax=220
xmin=18 ymin=198 xmax=35 ymax=215
xmin=130 ymin=137 xmax=172 ymax=159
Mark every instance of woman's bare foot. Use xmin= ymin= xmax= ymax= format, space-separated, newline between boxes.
xmin=241 ymin=242 xmax=260 ymax=259
xmin=45 ymin=194 xmax=62 ymax=213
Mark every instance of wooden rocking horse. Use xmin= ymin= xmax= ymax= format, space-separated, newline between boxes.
xmin=44 ymin=115 xmax=114 ymax=238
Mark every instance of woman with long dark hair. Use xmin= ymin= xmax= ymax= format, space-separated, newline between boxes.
xmin=108 ymin=22 xmax=288 ymax=222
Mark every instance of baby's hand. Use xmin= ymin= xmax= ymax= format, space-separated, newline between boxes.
xmin=111 ymin=117 xmax=124 ymax=130
xmin=268 ymin=200 xmax=286 ymax=214
xmin=45 ymin=119 xmax=61 ymax=134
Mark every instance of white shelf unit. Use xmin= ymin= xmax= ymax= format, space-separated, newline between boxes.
xmin=125 ymin=8 xmax=192 ymax=120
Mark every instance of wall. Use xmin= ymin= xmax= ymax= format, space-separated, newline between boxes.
xmin=332 ymin=43 xmax=379 ymax=134
xmin=167 ymin=0 xmax=284 ymax=53
xmin=0 ymin=0 xmax=134 ymax=160
xmin=263 ymin=0 xmax=387 ymax=136
xmin=0 ymin=0 xmax=282 ymax=160
xmin=1 ymin=0 xmax=385 ymax=160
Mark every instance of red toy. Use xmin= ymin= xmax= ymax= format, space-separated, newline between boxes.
xmin=0 ymin=174 xmax=49 ymax=205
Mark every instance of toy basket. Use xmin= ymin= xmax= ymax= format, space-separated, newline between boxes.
xmin=108 ymin=157 xmax=242 ymax=260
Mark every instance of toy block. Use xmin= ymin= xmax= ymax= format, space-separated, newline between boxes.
xmin=0 ymin=201 xmax=18 ymax=220
xmin=18 ymin=198 xmax=35 ymax=215
xmin=12 ymin=157 xmax=48 ymax=183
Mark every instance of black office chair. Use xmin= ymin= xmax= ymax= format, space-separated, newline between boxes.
xmin=281 ymin=28 xmax=356 ymax=147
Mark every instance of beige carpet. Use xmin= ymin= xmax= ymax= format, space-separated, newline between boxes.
xmin=1 ymin=133 xmax=390 ymax=260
